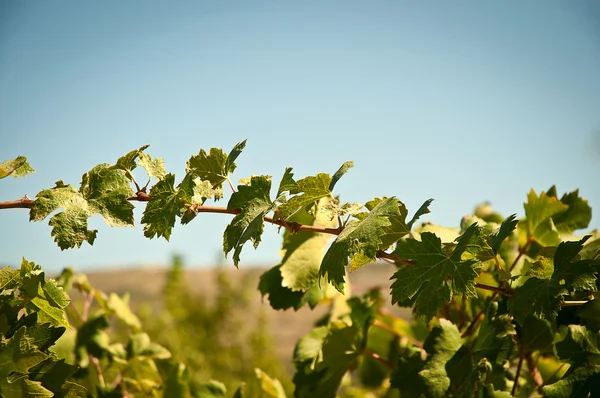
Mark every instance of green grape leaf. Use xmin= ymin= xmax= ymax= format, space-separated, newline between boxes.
xmin=278 ymin=173 xmax=332 ymax=219
xmin=232 ymin=385 xmax=245 ymax=398
xmin=328 ymin=161 xmax=354 ymax=191
xmin=26 ymin=323 xmax=66 ymax=352
xmin=42 ymin=279 xmax=70 ymax=309
xmin=448 ymin=358 xmax=493 ymax=398
xmin=28 ymin=297 xmax=70 ymax=328
xmin=552 ymin=189 xmax=592 ymax=233
xmin=542 ymin=325 xmax=600 ymax=397
xmin=258 ymin=266 xmax=307 ymax=311
xmin=420 ymin=320 xmax=462 ymax=397
xmin=293 ymin=323 xmax=361 ymax=397
xmin=463 ymin=226 xmax=495 ymax=262
xmin=0 ymin=156 xmax=35 ymax=179
xmin=471 ymin=302 xmax=516 ymax=363
xmin=223 ymin=176 xmax=275 ymax=267
xmin=555 ymin=325 xmax=600 ymax=367
xmin=225 ymin=139 xmax=247 ymax=175
xmin=389 ymin=345 xmax=426 ymax=397
xmin=19 ymin=266 xmax=70 ymax=328
xmin=254 ymin=368 xmax=287 ymax=398
xmin=0 ymin=266 xmax=21 ymax=292
xmin=293 ymin=299 xmax=375 ymax=396
xmin=0 ymin=328 xmax=50 ymax=395
xmin=30 ymin=163 xmax=135 ymax=249
xmin=126 ymin=333 xmax=170 ymax=360
xmin=163 ymin=362 xmax=192 ymax=398
xmin=524 ymin=255 xmax=554 ymax=279
xmin=320 ymin=197 xmax=406 ymax=292
xmin=491 ymin=214 xmax=518 ymax=255
xmin=578 ymin=299 xmax=600 ymax=332
xmin=391 ymin=224 xmax=482 ymax=321
xmin=138 ymin=152 xmax=166 ymax=181
xmin=280 ymin=199 xmax=335 ymax=292
xmin=186 ymin=140 xmax=246 ymax=199
xmin=276 ymin=167 xmax=296 ymax=199
xmin=75 ymin=315 xmax=111 ymax=365
xmin=106 ymin=293 xmax=141 ymax=332
xmin=113 ymin=145 xmax=149 ymax=172
xmin=320 ymin=200 xmax=364 ymax=221
xmin=407 ymin=198 xmax=434 ymax=230
xmin=196 ymin=380 xmax=227 ymax=398
xmin=363 ymin=197 xmax=410 ymax=250
xmin=30 ymin=182 xmax=99 ymax=249
xmin=542 ymin=366 xmax=600 ymax=398
xmin=523 ymin=189 xmax=568 ymax=246
xmin=508 ymin=237 xmax=599 ymax=324
xmin=520 ymin=316 xmax=555 ymax=353
xmin=280 ymin=229 xmax=325 ymax=291
xmin=190 ymin=179 xmax=218 ymax=206
xmin=141 ymin=174 xmax=185 ymax=240
xmin=28 ymin=357 xmax=80 ymax=395
xmin=391 ymin=319 xmax=462 ymax=398
xmin=79 ymin=165 xmax=134 ymax=227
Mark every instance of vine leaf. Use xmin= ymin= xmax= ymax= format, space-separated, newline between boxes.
xmin=254 ymin=368 xmax=287 ymax=398
xmin=0 ymin=328 xmax=53 ymax=397
xmin=258 ymin=266 xmax=310 ymax=311
xmin=320 ymin=197 xmax=407 ymax=293
xmin=223 ymin=176 xmax=275 ymax=267
xmin=276 ymin=167 xmax=296 ymax=199
xmin=142 ymin=173 xmax=221 ymax=237
xmin=278 ymin=173 xmax=332 ymax=219
xmin=520 ymin=316 xmax=555 ymax=353
xmin=30 ymin=163 xmax=135 ymax=249
xmin=328 ymin=161 xmax=354 ymax=191
xmin=491 ymin=214 xmax=518 ymax=255
xmin=407 ymin=198 xmax=434 ymax=230
xmin=114 ymin=145 xmax=149 ymax=172
xmin=542 ymin=325 xmax=600 ymax=397
xmin=446 ymin=303 xmax=515 ymax=397
xmin=391 ymin=319 xmax=462 ymax=398
xmin=549 ymin=188 xmax=592 ymax=233
xmin=0 ymin=156 xmax=35 ymax=179
xmin=186 ymin=140 xmax=247 ymax=199
xmin=259 ymin=200 xmax=334 ymax=311
xmin=141 ymin=174 xmax=183 ymax=240
xmin=293 ymin=297 xmax=374 ymax=397
xmin=523 ymin=189 xmax=568 ymax=246
xmin=362 ymin=197 xmax=409 ymax=250
xmin=508 ymin=236 xmax=598 ymax=325
xmin=138 ymin=152 xmax=166 ymax=181
xmin=280 ymin=199 xmax=335 ymax=291
xmin=390 ymin=223 xmax=481 ymax=322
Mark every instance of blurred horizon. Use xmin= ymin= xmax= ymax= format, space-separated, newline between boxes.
xmin=1 ymin=1 xmax=600 ymax=273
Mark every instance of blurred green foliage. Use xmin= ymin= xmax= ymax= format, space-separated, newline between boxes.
xmin=140 ymin=255 xmax=293 ymax=396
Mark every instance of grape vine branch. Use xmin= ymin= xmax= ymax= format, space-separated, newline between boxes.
xmin=0 ymin=192 xmax=511 ymax=296
xmin=1 ymin=142 xmax=600 ymax=397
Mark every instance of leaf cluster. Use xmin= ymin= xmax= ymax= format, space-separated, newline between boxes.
xmin=2 ymin=147 xmax=600 ymax=396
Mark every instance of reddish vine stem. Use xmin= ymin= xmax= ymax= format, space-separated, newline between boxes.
xmin=475 ymin=283 xmax=510 ymax=296
xmin=512 ymin=349 xmax=525 ymax=397
xmin=362 ymin=348 xmax=395 ymax=370
xmin=374 ymin=317 xmax=423 ymax=348
xmin=226 ymin=178 xmax=236 ymax=193
xmin=510 ymin=237 xmax=533 ymax=272
xmin=525 ymin=352 xmax=543 ymax=387
xmin=0 ymin=196 xmax=34 ymax=209
xmin=461 ymin=309 xmax=485 ymax=338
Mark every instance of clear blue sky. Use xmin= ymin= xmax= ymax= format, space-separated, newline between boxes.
xmin=1 ymin=1 xmax=599 ymax=273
